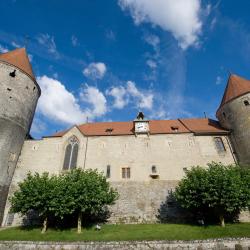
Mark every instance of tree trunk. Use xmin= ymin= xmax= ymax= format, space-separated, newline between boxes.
xmin=219 ymin=215 xmax=225 ymax=227
xmin=41 ymin=217 xmax=48 ymax=234
xmin=77 ymin=211 xmax=82 ymax=234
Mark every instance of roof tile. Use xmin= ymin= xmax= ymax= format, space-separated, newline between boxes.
xmin=0 ymin=48 xmax=35 ymax=79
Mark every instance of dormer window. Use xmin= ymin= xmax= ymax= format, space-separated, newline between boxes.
xmin=105 ymin=128 xmax=113 ymax=133
xmin=171 ymin=126 xmax=179 ymax=132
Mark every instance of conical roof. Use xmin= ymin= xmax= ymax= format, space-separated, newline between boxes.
xmin=0 ymin=47 xmax=35 ymax=79
xmin=217 ymin=74 xmax=250 ymax=111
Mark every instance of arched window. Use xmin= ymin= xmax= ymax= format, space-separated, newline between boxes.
xmin=63 ymin=136 xmax=79 ymax=170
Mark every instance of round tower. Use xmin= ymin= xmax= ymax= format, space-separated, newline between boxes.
xmin=216 ymin=74 xmax=250 ymax=165
xmin=0 ymin=48 xmax=41 ymax=225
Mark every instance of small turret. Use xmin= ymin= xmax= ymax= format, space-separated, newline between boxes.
xmin=216 ymin=74 xmax=250 ymax=164
xmin=0 ymin=48 xmax=40 ymax=225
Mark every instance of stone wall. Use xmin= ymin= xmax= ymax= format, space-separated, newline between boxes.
xmin=0 ymin=61 xmax=40 ymax=225
xmin=2 ymin=127 xmax=237 ymax=226
xmin=0 ymin=239 xmax=249 ymax=250
xmin=217 ymin=92 xmax=250 ymax=165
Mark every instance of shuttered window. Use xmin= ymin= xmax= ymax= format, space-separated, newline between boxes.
xmin=122 ymin=168 xmax=130 ymax=179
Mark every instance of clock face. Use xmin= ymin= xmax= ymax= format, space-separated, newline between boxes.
xmin=135 ymin=122 xmax=149 ymax=133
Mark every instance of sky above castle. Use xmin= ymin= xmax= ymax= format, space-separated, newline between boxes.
xmin=0 ymin=0 xmax=250 ymax=138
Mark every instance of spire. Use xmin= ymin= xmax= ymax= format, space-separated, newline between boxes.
xmin=0 ymin=47 xmax=35 ymax=79
xmin=218 ymin=74 xmax=250 ymax=110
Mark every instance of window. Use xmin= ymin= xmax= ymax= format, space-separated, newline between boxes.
xmin=63 ymin=136 xmax=79 ymax=170
xmin=106 ymin=165 xmax=111 ymax=178
xmin=244 ymin=100 xmax=250 ymax=106
xmin=214 ymin=137 xmax=226 ymax=153
xmin=122 ymin=167 xmax=130 ymax=179
xmin=152 ymin=165 xmax=157 ymax=173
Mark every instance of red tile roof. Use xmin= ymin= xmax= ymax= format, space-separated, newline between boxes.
xmin=0 ymin=48 xmax=35 ymax=80
xmin=217 ymin=74 xmax=250 ymax=113
xmin=46 ymin=118 xmax=229 ymax=138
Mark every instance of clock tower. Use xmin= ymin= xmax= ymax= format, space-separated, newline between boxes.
xmin=134 ymin=112 xmax=150 ymax=135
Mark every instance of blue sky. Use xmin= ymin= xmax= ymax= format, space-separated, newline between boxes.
xmin=0 ymin=0 xmax=250 ymax=138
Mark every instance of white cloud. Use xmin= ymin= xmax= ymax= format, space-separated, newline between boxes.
xmin=71 ymin=35 xmax=79 ymax=46
xmin=146 ymin=59 xmax=157 ymax=69
xmin=119 ymin=0 xmax=207 ymax=49
xmin=107 ymin=81 xmax=154 ymax=110
xmin=28 ymin=54 xmax=33 ymax=62
xmin=37 ymin=76 xmax=87 ymax=125
xmin=216 ymin=76 xmax=223 ymax=85
xmin=37 ymin=76 xmax=109 ymax=125
xmin=106 ymin=86 xmax=128 ymax=109
xmin=11 ymin=41 xmax=21 ymax=48
xmin=83 ymin=62 xmax=107 ymax=80
xmin=80 ymin=85 xmax=107 ymax=117
xmin=30 ymin=117 xmax=47 ymax=134
xmin=127 ymin=81 xmax=153 ymax=109
xmin=144 ymin=34 xmax=160 ymax=50
xmin=37 ymin=33 xmax=58 ymax=56
xmin=0 ymin=44 xmax=8 ymax=53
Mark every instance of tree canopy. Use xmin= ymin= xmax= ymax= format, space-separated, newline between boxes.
xmin=10 ymin=169 xmax=118 ymax=233
xmin=174 ymin=162 xmax=250 ymax=226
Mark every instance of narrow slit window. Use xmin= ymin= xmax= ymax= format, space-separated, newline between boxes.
xmin=214 ymin=137 xmax=226 ymax=153
xmin=106 ymin=165 xmax=111 ymax=178
xmin=63 ymin=136 xmax=79 ymax=170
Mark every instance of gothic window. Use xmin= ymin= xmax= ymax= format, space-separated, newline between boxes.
xmin=122 ymin=167 xmax=130 ymax=179
xmin=106 ymin=165 xmax=111 ymax=178
xmin=63 ymin=136 xmax=79 ymax=170
xmin=214 ymin=137 xmax=226 ymax=153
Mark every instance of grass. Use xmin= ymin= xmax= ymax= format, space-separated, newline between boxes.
xmin=0 ymin=223 xmax=249 ymax=242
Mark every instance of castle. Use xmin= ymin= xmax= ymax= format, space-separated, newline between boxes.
xmin=0 ymin=48 xmax=250 ymax=226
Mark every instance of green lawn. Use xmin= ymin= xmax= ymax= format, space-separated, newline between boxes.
xmin=0 ymin=223 xmax=249 ymax=241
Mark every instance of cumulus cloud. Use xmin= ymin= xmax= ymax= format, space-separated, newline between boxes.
xmin=107 ymin=81 xmax=154 ymax=110
xmin=37 ymin=76 xmax=108 ymax=125
xmin=106 ymin=86 xmax=128 ymax=109
xmin=37 ymin=76 xmax=86 ymax=125
xmin=83 ymin=62 xmax=107 ymax=80
xmin=119 ymin=0 xmax=206 ymax=49
xmin=80 ymin=85 xmax=107 ymax=117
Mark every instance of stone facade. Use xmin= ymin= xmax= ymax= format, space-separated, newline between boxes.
xmin=0 ymin=61 xmax=40 ymax=225
xmin=2 ymin=127 xmax=236 ymax=226
xmin=0 ymin=49 xmax=249 ymax=227
xmin=217 ymin=92 xmax=250 ymax=164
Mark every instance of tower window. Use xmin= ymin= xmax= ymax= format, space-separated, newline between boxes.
xmin=63 ymin=136 xmax=79 ymax=170
xmin=222 ymin=112 xmax=226 ymax=118
xmin=214 ymin=137 xmax=226 ymax=153
xmin=106 ymin=165 xmax=111 ymax=178
xmin=244 ymin=100 xmax=249 ymax=106
xmin=122 ymin=167 xmax=130 ymax=179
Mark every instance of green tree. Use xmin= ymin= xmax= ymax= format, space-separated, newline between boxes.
xmin=10 ymin=172 xmax=58 ymax=233
xmin=174 ymin=162 xmax=250 ymax=227
xmin=53 ymin=169 xmax=119 ymax=233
